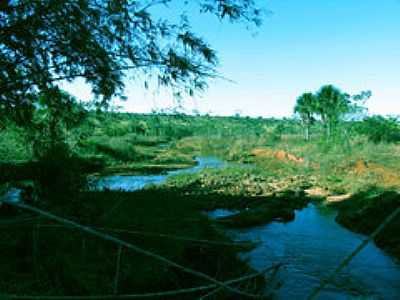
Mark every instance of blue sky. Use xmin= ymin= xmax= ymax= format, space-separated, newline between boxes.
xmin=63 ymin=0 xmax=400 ymax=117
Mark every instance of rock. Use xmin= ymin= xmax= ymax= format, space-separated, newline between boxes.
xmin=305 ymin=187 xmax=329 ymax=198
xmin=326 ymin=193 xmax=352 ymax=203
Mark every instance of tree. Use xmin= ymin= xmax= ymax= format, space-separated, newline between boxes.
xmin=294 ymin=92 xmax=316 ymax=140
xmin=0 ymin=0 xmax=263 ymax=125
xmin=356 ymin=115 xmax=400 ymax=143
xmin=347 ymin=90 xmax=371 ymax=120
xmin=294 ymin=86 xmax=371 ymax=141
xmin=315 ymin=85 xmax=350 ymax=138
xmin=31 ymin=88 xmax=87 ymax=157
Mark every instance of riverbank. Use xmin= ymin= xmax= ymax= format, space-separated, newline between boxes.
xmin=164 ymin=160 xmax=400 ymax=261
xmin=177 ymin=134 xmax=400 ymax=259
xmin=0 ymin=147 xmax=197 ymax=184
xmin=0 ymin=155 xmax=343 ymax=298
xmin=2 ymin=153 xmax=400 ymax=299
xmin=164 ymin=165 xmax=316 ymax=227
xmin=2 ymin=116 xmax=400 ymax=298
xmin=332 ymin=190 xmax=400 ymax=259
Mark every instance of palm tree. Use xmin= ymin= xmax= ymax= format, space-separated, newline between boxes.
xmin=315 ymin=85 xmax=350 ymax=138
xmin=294 ymin=92 xmax=317 ymax=140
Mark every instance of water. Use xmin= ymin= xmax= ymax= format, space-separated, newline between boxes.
xmin=10 ymin=156 xmax=398 ymax=299
xmin=216 ymin=205 xmax=400 ymax=299
xmin=1 ymin=188 xmax=22 ymax=203
xmin=93 ymin=157 xmax=400 ymax=299
xmin=207 ymin=208 xmax=240 ymax=219
xmin=91 ymin=156 xmax=227 ymax=191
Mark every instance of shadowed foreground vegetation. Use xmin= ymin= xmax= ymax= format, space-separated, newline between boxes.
xmin=0 ymin=188 xmax=267 ymax=298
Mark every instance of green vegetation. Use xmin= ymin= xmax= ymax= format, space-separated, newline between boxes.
xmin=294 ymin=85 xmax=371 ymax=139
xmin=1 ymin=85 xmax=400 ymax=297
xmin=294 ymin=92 xmax=317 ymax=140
xmin=2 ymin=0 xmax=399 ymax=297
xmin=355 ymin=115 xmax=400 ymax=143
xmin=2 ymin=100 xmax=400 ymax=196
xmin=0 ymin=188 xmax=263 ymax=298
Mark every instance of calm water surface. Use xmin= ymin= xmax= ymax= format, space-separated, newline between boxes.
xmin=213 ymin=205 xmax=400 ymax=300
xmin=92 ymin=156 xmax=226 ymax=191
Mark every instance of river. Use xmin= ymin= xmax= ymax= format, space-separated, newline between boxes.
xmin=211 ymin=205 xmax=400 ymax=299
xmin=54 ymin=157 xmax=400 ymax=299
xmin=91 ymin=156 xmax=227 ymax=191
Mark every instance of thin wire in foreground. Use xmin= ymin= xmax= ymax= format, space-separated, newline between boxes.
xmin=0 ymin=263 xmax=281 ymax=299
xmin=2 ymin=200 xmax=267 ymax=299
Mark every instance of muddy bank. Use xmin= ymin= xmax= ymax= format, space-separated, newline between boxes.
xmin=166 ymin=168 xmax=316 ymax=228
xmin=94 ymin=161 xmax=197 ymax=176
xmin=332 ymin=190 xmax=400 ymax=259
xmin=93 ymin=152 xmax=198 ymax=176
xmin=169 ymin=166 xmax=400 ymax=261
xmin=184 ymin=188 xmax=312 ymax=229
xmin=213 ymin=191 xmax=310 ymax=228
xmin=166 ymin=166 xmax=316 ymax=198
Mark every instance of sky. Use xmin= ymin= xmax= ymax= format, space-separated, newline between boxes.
xmin=62 ymin=0 xmax=400 ymax=117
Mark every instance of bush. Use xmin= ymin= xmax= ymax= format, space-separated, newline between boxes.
xmin=0 ymin=125 xmax=33 ymax=161
xmin=36 ymin=143 xmax=87 ymax=201
xmin=356 ymin=116 xmax=400 ymax=143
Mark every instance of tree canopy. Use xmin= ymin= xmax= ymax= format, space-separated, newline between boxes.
xmin=315 ymin=85 xmax=350 ymax=136
xmin=0 ymin=0 xmax=263 ymax=124
xmin=294 ymin=85 xmax=372 ymax=139
xmin=294 ymin=92 xmax=316 ymax=140
xmin=356 ymin=115 xmax=400 ymax=143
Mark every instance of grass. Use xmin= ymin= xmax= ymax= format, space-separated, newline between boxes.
xmin=2 ymin=113 xmax=400 ymax=217
xmin=4 ymin=111 xmax=398 ymax=195
xmin=187 ymin=132 xmax=400 ymax=195
xmin=69 ymin=111 xmax=400 ymax=196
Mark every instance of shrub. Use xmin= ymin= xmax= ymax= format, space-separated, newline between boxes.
xmin=0 ymin=125 xmax=33 ymax=161
xmin=36 ymin=143 xmax=87 ymax=201
xmin=356 ymin=116 xmax=400 ymax=143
